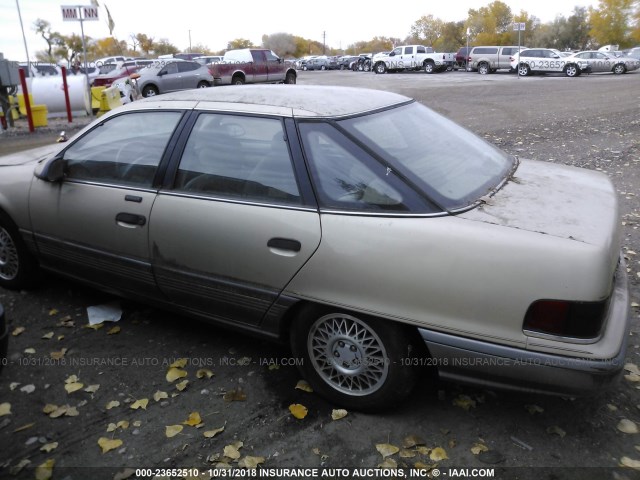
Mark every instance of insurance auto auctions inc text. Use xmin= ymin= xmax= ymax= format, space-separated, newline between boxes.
xmin=199 ymin=467 xmax=495 ymax=478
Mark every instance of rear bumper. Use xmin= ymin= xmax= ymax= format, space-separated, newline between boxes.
xmin=420 ymin=257 xmax=630 ymax=396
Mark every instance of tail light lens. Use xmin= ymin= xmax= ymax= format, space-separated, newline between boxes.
xmin=524 ymin=299 xmax=608 ymax=339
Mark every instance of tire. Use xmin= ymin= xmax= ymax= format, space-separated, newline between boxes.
xmin=364 ymin=62 xmax=371 ymax=72
xmin=232 ymin=75 xmax=245 ymax=85
xmin=197 ymin=81 xmax=209 ymax=89
xmin=424 ymin=61 xmax=435 ymax=74
xmin=374 ymin=62 xmax=386 ymax=74
xmin=141 ymin=85 xmax=158 ymax=97
xmin=302 ymin=66 xmax=308 ymax=71
xmin=613 ymin=63 xmax=626 ymax=74
xmin=564 ymin=64 xmax=579 ymax=77
xmin=0 ymin=211 xmax=40 ymax=290
xmin=284 ymin=71 xmax=296 ymax=84
xmin=290 ymin=305 xmax=417 ymax=411
xmin=518 ymin=63 xmax=531 ymax=76
xmin=478 ymin=62 xmax=490 ymax=75
xmin=320 ymin=65 xmax=326 ymax=71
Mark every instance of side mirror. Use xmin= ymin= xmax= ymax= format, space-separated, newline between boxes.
xmin=551 ymin=54 xmax=560 ymax=59
xmin=36 ymin=156 xmax=66 ymax=182
xmin=389 ymin=52 xmax=396 ymax=57
xmin=158 ymin=70 xmax=166 ymax=76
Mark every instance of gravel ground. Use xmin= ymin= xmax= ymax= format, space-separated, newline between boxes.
xmin=0 ymin=71 xmax=639 ymax=480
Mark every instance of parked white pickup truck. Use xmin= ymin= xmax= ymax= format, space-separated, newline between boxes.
xmin=372 ymin=45 xmax=456 ymax=74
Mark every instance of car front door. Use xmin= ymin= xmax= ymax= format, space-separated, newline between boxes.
xmin=149 ymin=112 xmax=321 ymax=327
xmin=265 ymin=50 xmax=284 ymax=82
xmin=29 ymin=110 xmax=184 ymax=298
xmin=250 ymin=50 xmax=268 ymax=82
xmin=157 ymin=62 xmax=181 ymax=92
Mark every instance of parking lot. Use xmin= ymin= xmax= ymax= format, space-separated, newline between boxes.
xmin=1 ymin=70 xmax=639 ymax=480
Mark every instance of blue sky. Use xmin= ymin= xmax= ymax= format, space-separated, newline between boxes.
xmin=1 ymin=0 xmax=593 ymax=61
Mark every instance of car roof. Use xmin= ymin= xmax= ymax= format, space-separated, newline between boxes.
xmin=130 ymin=85 xmax=411 ymax=118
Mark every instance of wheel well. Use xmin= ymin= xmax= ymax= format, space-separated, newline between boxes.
xmin=278 ymin=300 xmax=427 ymax=356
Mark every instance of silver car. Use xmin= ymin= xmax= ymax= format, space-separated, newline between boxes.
xmin=0 ymin=86 xmax=629 ymax=410
xmin=137 ymin=60 xmax=213 ymax=97
xmin=567 ymin=50 xmax=640 ymax=74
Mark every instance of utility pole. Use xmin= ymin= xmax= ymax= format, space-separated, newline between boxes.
xmin=189 ymin=30 xmax=192 ymax=53
xmin=322 ymin=31 xmax=326 ymax=55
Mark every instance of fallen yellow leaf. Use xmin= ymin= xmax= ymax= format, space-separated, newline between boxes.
xmin=376 ymin=443 xmax=400 ymax=458
xmin=525 ymin=404 xmax=544 ymax=414
xmin=331 ymin=409 xmax=348 ymax=421
xmin=107 ymin=326 xmax=121 ymax=335
xmin=64 ymin=382 xmax=84 ymax=394
xmin=471 ymin=443 xmax=489 ymax=455
xmin=40 ymin=442 xmax=58 ymax=453
xmin=204 ymin=426 xmax=225 ymax=438
xmin=295 ymin=380 xmax=313 ymax=393
xmin=238 ymin=456 xmax=265 ymax=468
xmin=105 ymin=400 xmax=120 ymax=410
xmin=618 ymin=419 xmax=639 ymax=434
xmin=429 ymin=447 xmax=449 ymax=461
xmin=9 ymin=459 xmax=31 ymax=475
xmin=453 ymin=394 xmax=476 ymax=410
xmin=402 ymin=434 xmax=426 ymax=448
xmin=24 ymin=348 xmax=36 ymax=354
xmin=12 ymin=326 xmax=25 ymax=336
xmin=86 ymin=323 xmax=104 ymax=330
xmin=165 ymin=425 xmax=184 ymax=438
xmin=175 ymin=379 xmax=189 ymax=391
xmin=41 ymin=332 xmax=54 ymax=339
xmin=50 ymin=348 xmax=68 ymax=360
xmin=621 ymin=456 xmax=640 ymax=470
xmin=13 ymin=423 xmax=35 ymax=433
xmin=223 ymin=444 xmax=241 ymax=460
xmin=289 ymin=403 xmax=308 ymax=419
xmin=399 ymin=449 xmax=417 ymax=458
xmin=49 ymin=309 xmax=59 ymax=316
xmin=378 ymin=458 xmax=398 ymax=468
xmin=130 ymin=398 xmax=149 ymax=410
xmin=153 ymin=390 xmax=169 ymax=402
xmin=170 ymin=358 xmax=188 ymax=368
xmin=625 ymin=363 xmax=640 ymax=376
xmin=415 ymin=446 xmax=431 ymax=455
xmin=107 ymin=423 xmax=117 ymax=433
xmin=98 ymin=437 xmax=123 ymax=453
xmin=196 ymin=368 xmax=214 ymax=379
xmin=84 ymin=384 xmax=100 ymax=393
xmin=0 ymin=402 xmax=11 ymax=416
xmin=35 ymin=458 xmax=55 ymax=480
xmin=166 ymin=367 xmax=188 ymax=383
xmin=547 ymin=426 xmax=567 ymax=437
xmin=182 ymin=411 xmax=202 ymax=427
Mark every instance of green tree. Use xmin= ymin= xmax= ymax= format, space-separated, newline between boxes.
xmin=189 ymin=43 xmax=212 ymax=55
xmin=135 ymin=33 xmax=155 ymax=56
xmin=466 ymin=1 xmax=513 ymax=44
xmin=589 ymin=0 xmax=635 ymax=47
xmin=227 ymin=38 xmax=255 ymax=50
xmin=153 ymin=39 xmax=179 ymax=56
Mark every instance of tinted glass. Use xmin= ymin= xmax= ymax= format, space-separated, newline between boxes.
xmin=175 ymin=114 xmax=301 ymax=205
xmin=474 ymin=48 xmax=498 ymax=54
xmin=64 ymin=112 xmax=182 ymax=187
xmin=339 ymin=102 xmax=513 ymax=210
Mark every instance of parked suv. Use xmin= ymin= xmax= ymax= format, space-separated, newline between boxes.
xmin=468 ymin=46 xmax=522 ymax=74
xmin=510 ymin=48 xmax=588 ymax=77
xmin=455 ymin=46 xmax=473 ymax=69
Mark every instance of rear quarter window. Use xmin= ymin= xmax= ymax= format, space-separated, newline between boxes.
xmin=473 ymin=47 xmax=499 ymax=55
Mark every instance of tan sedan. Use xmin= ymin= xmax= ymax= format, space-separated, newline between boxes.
xmin=0 ymin=85 xmax=630 ymax=410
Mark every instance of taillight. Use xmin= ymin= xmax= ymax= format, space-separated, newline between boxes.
xmin=524 ymin=299 xmax=608 ymax=339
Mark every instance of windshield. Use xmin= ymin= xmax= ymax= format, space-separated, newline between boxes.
xmin=338 ymin=102 xmax=514 ymax=210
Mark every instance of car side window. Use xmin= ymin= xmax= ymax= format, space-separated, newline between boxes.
xmin=174 ymin=114 xmax=301 ymax=205
xmin=160 ymin=63 xmax=178 ymax=75
xmin=417 ymin=46 xmax=426 ymax=54
xmin=178 ymin=62 xmax=199 ymax=72
xmin=299 ymin=122 xmax=429 ymax=213
xmin=392 ymin=47 xmax=402 ymax=55
xmin=63 ymin=112 xmax=182 ymax=187
xmin=404 ymin=47 xmax=414 ymax=55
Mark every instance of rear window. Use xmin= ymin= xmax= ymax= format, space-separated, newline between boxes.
xmin=473 ymin=47 xmax=498 ymax=55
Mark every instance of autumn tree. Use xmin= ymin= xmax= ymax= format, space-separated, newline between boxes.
xmin=135 ymin=33 xmax=155 ymax=56
xmin=188 ymin=43 xmax=213 ymax=55
xmin=409 ymin=15 xmax=445 ymax=47
xmin=466 ymin=1 xmax=513 ymax=44
xmin=262 ymin=33 xmax=297 ymax=57
xmin=92 ymin=37 xmax=128 ymax=57
xmin=589 ymin=0 xmax=635 ymax=47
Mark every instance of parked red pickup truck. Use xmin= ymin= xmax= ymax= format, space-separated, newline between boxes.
xmin=208 ymin=49 xmax=297 ymax=85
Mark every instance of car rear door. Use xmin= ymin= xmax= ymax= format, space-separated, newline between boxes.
xmin=401 ymin=46 xmax=415 ymax=68
xmin=149 ymin=112 xmax=320 ymax=327
xmin=28 ymin=110 xmax=185 ymax=299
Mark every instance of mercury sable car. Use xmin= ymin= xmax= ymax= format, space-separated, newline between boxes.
xmin=0 ymin=86 xmax=629 ymax=410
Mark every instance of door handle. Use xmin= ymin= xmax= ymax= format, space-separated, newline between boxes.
xmin=116 ymin=212 xmax=146 ymax=227
xmin=267 ymin=237 xmax=301 ymax=252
